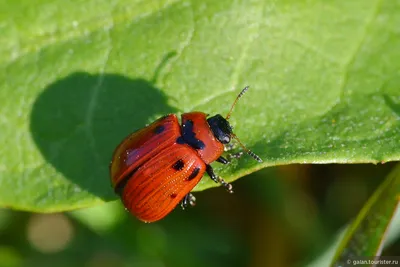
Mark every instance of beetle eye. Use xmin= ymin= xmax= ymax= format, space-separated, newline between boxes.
xmin=221 ymin=135 xmax=231 ymax=144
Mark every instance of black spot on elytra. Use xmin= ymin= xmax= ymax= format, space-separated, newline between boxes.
xmin=154 ymin=125 xmax=165 ymax=134
xmin=170 ymin=193 xmax=178 ymax=199
xmin=187 ymin=167 xmax=200 ymax=181
xmin=176 ymin=136 xmax=185 ymax=144
xmin=181 ymin=120 xmax=205 ymax=150
xmin=172 ymin=159 xmax=185 ymax=171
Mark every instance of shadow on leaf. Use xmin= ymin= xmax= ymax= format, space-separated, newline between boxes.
xmin=30 ymin=72 xmax=177 ymax=201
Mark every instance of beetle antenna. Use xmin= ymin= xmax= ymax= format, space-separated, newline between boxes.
xmin=231 ymin=134 xmax=262 ymax=163
xmin=226 ymin=86 xmax=249 ymax=120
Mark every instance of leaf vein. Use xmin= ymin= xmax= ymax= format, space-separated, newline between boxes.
xmin=159 ymin=0 xmax=195 ymax=87
xmin=191 ymin=2 xmax=264 ymax=110
xmin=338 ymin=0 xmax=383 ymax=102
xmin=3 ymin=0 xmax=183 ymax=66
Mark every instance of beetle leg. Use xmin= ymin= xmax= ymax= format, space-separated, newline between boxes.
xmin=206 ymin=165 xmax=233 ymax=193
xmin=224 ymin=143 xmax=235 ymax=152
xmin=181 ymin=193 xmax=196 ymax=210
xmin=224 ymin=143 xmax=243 ymax=161
xmin=228 ymin=151 xmax=244 ymax=160
xmin=216 ymin=156 xmax=229 ymax=164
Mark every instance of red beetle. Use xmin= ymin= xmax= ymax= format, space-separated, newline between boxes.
xmin=110 ymin=86 xmax=262 ymax=223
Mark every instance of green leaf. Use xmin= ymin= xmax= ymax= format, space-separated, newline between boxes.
xmin=331 ymin=164 xmax=400 ymax=266
xmin=0 ymin=0 xmax=399 ymax=211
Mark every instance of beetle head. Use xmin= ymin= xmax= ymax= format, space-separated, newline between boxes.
xmin=207 ymin=86 xmax=262 ymax=163
xmin=207 ymin=114 xmax=232 ymax=144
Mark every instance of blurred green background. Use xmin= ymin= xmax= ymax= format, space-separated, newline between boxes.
xmin=1 ymin=163 xmax=399 ymax=267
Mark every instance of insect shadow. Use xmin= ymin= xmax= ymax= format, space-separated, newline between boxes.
xmin=30 ymin=71 xmax=178 ymax=201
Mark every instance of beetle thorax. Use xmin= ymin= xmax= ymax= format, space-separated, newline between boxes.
xmin=180 ymin=112 xmax=225 ymax=164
